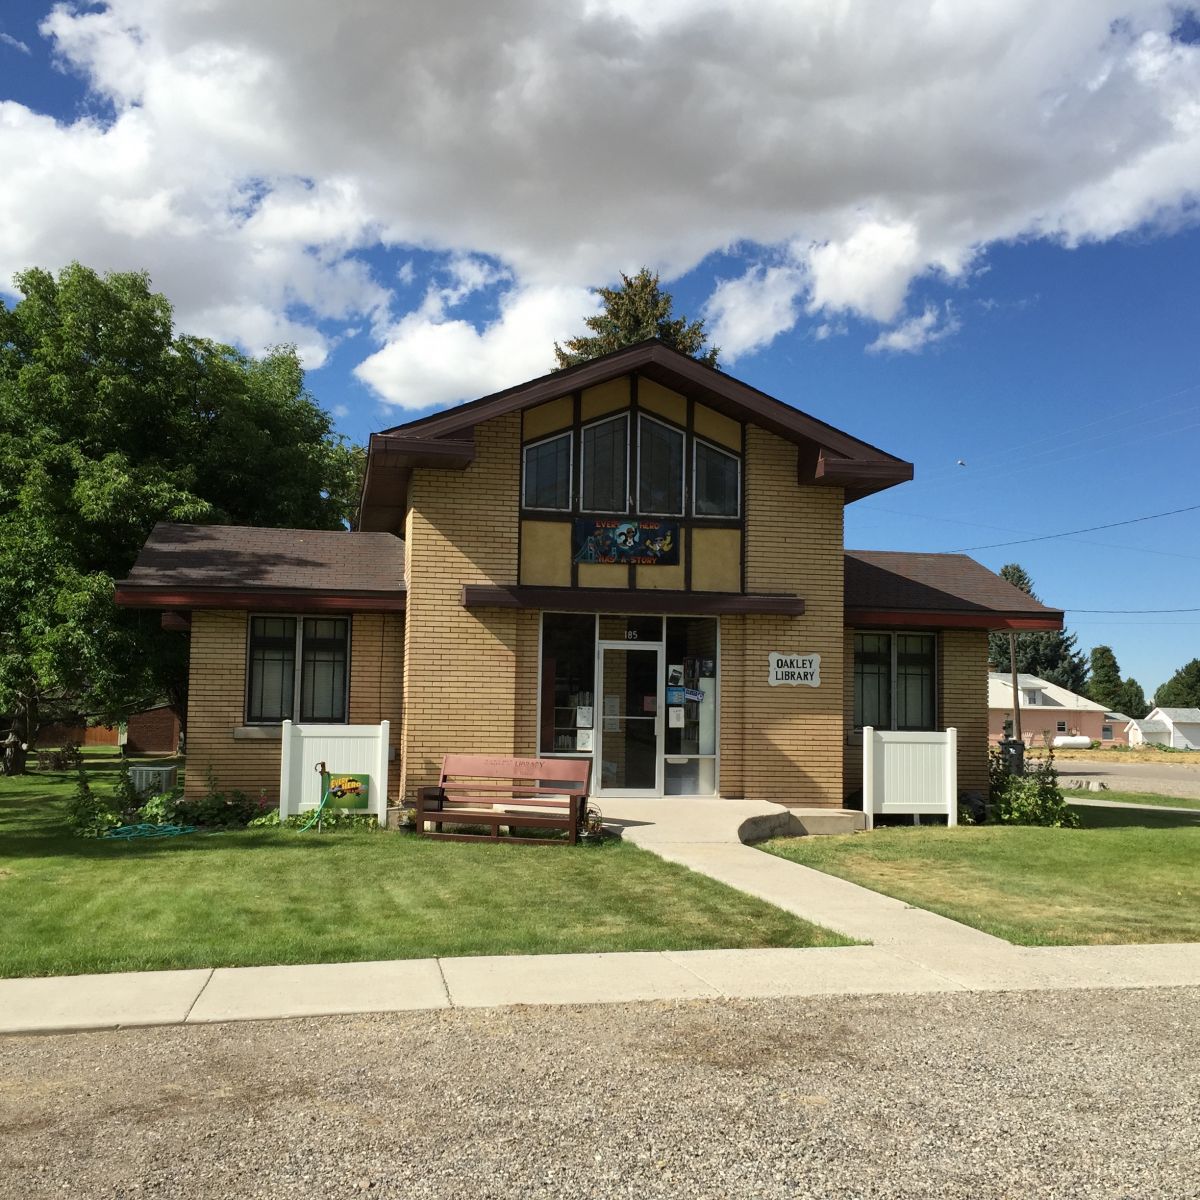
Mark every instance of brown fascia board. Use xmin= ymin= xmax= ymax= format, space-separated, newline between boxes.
xmin=462 ymin=584 xmax=805 ymax=616
xmin=356 ymin=432 xmax=476 ymax=531
xmin=379 ymin=340 xmax=910 ymax=469
xmin=844 ymin=606 xmax=1064 ymax=632
xmin=115 ymin=584 xmax=406 ymax=614
xmin=808 ymin=451 xmax=914 ymax=499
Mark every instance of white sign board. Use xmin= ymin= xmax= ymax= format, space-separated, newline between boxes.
xmin=768 ymin=652 xmax=821 ymax=687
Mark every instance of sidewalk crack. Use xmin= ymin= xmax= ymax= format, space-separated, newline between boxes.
xmin=434 ymin=958 xmax=454 ymax=1008
xmin=183 ymin=968 xmax=215 ymax=1023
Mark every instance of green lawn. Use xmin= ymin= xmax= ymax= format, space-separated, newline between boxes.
xmin=760 ymin=804 xmax=1200 ymax=946
xmin=0 ymin=765 xmax=848 ymax=979
xmin=1063 ymin=788 xmax=1200 ymax=812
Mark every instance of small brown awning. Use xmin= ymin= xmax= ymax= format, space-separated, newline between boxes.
xmin=461 ymin=585 xmax=805 ymax=616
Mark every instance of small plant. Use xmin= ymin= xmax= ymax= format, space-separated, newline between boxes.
xmin=113 ymin=760 xmax=144 ymax=822
xmin=139 ymin=787 xmax=183 ymax=825
xmin=65 ymin=768 xmax=120 ymax=837
xmin=988 ymin=748 xmax=1078 ymax=828
xmin=174 ymin=769 xmax=272 ymax=829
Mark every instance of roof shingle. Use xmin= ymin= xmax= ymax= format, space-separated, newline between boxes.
xmin=121 ymin=523 xmax=405 ymax=594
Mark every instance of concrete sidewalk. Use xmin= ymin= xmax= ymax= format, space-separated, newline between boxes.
xmin=4 ymin=795 xmax=1199 ymax=1036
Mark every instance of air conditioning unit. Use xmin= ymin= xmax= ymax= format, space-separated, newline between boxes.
xmin=129 ymin=764 xmax=179 ymax=796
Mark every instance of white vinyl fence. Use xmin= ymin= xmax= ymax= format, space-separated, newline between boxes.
xmin=280 ymin=720 xmax=389 ymax=826
xmin=862 ymin=727 xmax=957 ymax=830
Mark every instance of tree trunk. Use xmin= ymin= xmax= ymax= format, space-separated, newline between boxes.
xmin=2 ymin=693 xmax=39 ymax=776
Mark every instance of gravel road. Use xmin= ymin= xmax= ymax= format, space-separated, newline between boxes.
xmin=2 ymin=988 xmax=1198 ymax=1199
xmin=1055 ymin=757 xmax=1200 ymax=799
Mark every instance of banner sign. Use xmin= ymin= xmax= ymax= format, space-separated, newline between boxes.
xmin=321 ymin=771 xmax=370 ymax=809
xmin=572 ymin=518 xmax=679 ymax=565
xmin=768 ymin=653 xmax=821 ymax=687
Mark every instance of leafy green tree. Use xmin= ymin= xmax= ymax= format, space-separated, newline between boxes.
xmin=0 ymin=264 xmax=362 ymax=771
xmin=554 ymin=267 xmax=719 ymax=369
xmin=1086 ymin=645 xmax=1124 ymax=710
xmin=987 ymin=563 xmax=1088 ymax=693
xmin=1115 ymin=677 xmax=1148 ymax=719
xmin=1154 ymin=659 xmax=1200 ymax=709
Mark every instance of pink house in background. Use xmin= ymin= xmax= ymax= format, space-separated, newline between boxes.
xmin=987 ymin=673 xmax=1131 ymax=747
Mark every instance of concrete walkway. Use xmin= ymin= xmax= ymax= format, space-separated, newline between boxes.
xmin=3 ymin=796 xmax=1199 ymax=1036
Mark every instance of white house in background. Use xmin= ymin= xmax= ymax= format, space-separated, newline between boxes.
xmin=1126 ymin=708 xmax=1200 ymax=750
xmin=987 ymin=672 xmax=1129 ymax=746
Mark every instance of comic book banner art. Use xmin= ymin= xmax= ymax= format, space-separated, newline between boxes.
xmin=572 ymin=518 xmax=679 ymax=565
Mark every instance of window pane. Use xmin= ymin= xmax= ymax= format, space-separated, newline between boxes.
xmin=638 ymin=416 xmax=683 ymax=514
xmin=300 ymin=617 xmax=348 ymax=722
xmin=853 ymin=633 xmax=891 ymax=730
xmin=247 ymin=617 xmax=296 ymax=723
xmin=895 ymin=634 xmax=935 ymax=730
xmin=523 ymin=434 xmax=570 ymax=509
xmin=540 ymin=613 xmax=596 ymax=753
xmin=694 ymin=441 xmax=739 ymax=516
xmin=582 ymin=416 xmax=627 ymax=512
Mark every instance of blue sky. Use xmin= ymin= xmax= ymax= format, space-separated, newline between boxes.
xmin=2 ymin=1 xmax=1199 ymax=695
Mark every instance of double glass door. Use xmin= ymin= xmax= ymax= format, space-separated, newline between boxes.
xmin=595 ymin=643 xmax=663 ymax=796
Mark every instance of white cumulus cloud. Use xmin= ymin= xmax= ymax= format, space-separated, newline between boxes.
xmin=867 ymin=304 xmax=961 ymax=354
xmin=0 ymin=1 xmax=1196 ymax=406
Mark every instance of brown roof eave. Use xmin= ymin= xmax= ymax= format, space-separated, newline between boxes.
xmin=115 ymin=584 xmax=406 ymax=614
xmin=845 ymin=606 xmax=1064 ymax=632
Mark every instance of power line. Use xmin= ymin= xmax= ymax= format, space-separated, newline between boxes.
xmin=1065 ymin=606 xmax=1200 ymax=614
xmin=947 ymin=502 xmax=1200 ymax=552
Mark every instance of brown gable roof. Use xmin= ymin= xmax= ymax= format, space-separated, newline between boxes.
xmin=845 ymin=550 xmax=1063 ymax=631
xmin=115 ymin=523 xmax=406 ymax=612
xmin=359 ymin=339 xmax=914 ymax=529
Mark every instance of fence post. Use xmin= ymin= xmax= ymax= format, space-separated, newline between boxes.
xmin=376 ymin=720 xmax=390 ymax=827
xmin=279 ymin=719 xmax=293 ymax=821
xmin=862 ymin=726 xmax=875 ymax=831
xmin=946 ymin=726 xmax=958 ymax=827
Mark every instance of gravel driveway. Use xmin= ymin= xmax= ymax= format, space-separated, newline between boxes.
xmin=2 ymin=988 xmax=1197 ymax=1199
xmin=1056 ymin=757 xmax=1200 ymax=799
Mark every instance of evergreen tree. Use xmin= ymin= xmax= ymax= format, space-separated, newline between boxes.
xmin=1086 ymin=645 xmax=1124 ymax=710
xmin=986 ymin=563 xmax=1088 ymax=693
xmin=1154 ymin=659 xmax=1200 ymax=709
xmin=554 ymin=268 xmax=719 ymax=369
xmin=1115 ymin=677 xmax=1149 ymax=719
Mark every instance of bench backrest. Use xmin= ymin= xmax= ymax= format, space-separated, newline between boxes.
xmin=439 ymin=754 xmax=591 ymax=792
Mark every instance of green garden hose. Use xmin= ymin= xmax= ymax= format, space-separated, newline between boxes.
xmin=102 ymin=822 xmax=198 ymax=840
xmin=296 ymin=787 xmax=333 ymax=832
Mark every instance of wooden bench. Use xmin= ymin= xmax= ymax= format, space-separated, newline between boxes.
xmin=415 ymin=755 xmax=592 ymax=846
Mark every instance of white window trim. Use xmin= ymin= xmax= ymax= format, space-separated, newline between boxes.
xmin=244 ymin=614 xmax=351 ymax=726
xmin=850 ymin=630 xmax=938 ymax=736
xmin=579 ymin=413 xmax=629 ymax=514
xmin=692 ymin=436 xmax=741 ymax=518
xmin=522 ymin=429 xmax=573 ymax=512
xmin=636 ymin=413 xmax=686 ymax=517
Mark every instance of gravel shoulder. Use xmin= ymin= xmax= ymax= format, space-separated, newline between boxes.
xmin=1052 ymin=756 xmax=1200 ymax=799
xmin=1 ymin=988 xmax=1197 ymax=1199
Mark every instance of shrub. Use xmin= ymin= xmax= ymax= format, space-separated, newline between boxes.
xmin=139 ymin=788 xmax=183 ymax=825
xmin=174 ymin=770 xmax=273 ymax=829
xmin=988 ymin=750 xmax=1078 ymax=828
xmin=65 ymin=768 xmax=120 ymax=838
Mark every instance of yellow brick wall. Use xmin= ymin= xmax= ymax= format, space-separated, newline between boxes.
xmin=399 ymin=413 xmax=523 ymax=801
xmin=719 ymin=427 xmax=846 ymax=806
xmin=939 ymin=629 xmax=990 ymax=795
xmin=184 ymin=610 xmax=404 ymax=802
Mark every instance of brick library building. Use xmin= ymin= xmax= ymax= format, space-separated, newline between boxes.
xmin=117 ymin=340 xmax=1062 ymax=811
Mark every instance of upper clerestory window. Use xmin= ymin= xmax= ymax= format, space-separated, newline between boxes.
xmin=522 ymin=431 xmax=572 ymax=510
xmin=580 ymin=414 xmax=628 ymax=512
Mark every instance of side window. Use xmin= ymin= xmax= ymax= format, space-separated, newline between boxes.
xmin=895 ymin=634 xmax=936 ymax=730
xmin=693 ymin=439 xmax=740 ymax=517
xmin=853 ymin=633 xmax=891 ymax=730
xmin=638 ymin=415 xmax=684 ymax=515
xmin=523 ymin=432 xmax=571 ymax=510
xmin=247 ymin=617 xmax=297 ymax=723
xmin=580 ymin=414 xmax=628 ymax=512
xmin=246 ymin=616 xmax=349 ymax=724
xmin=300 ymin=618 xmax=349 ymax=723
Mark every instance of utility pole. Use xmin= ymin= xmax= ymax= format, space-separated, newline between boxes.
xmin=1007 ymin=630 xmax=1025 ymax=774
